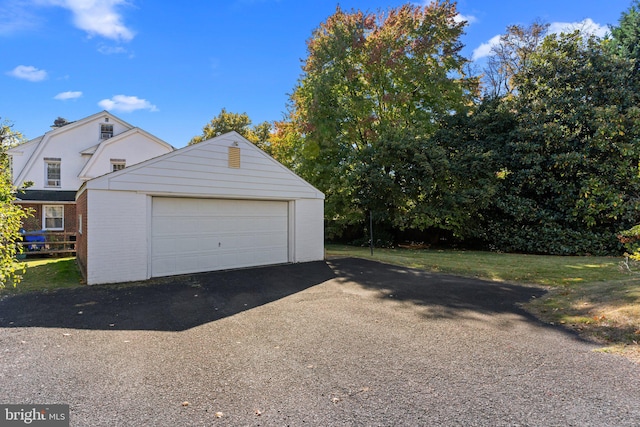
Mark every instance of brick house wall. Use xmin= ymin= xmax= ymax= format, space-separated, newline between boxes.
xmin=75 ymin=191 xmax=88 ymax=280
xmin=17 ymin=202 xmax=76 ymax=234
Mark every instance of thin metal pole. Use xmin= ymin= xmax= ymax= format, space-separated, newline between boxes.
xmin=369 ymin=210 xmax=374 ymax=256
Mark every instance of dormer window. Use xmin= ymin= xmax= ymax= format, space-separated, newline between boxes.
xmin=101 ymin=124 xmax=113 ymax=139
xmin=45 ymin=158 xmax=61 ymax=187
xmin=111 ymin=159 xmax=126 ymax=172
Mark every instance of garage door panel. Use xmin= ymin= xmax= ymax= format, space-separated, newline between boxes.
xmin=151 ymin=198 xmax=288 ymax=277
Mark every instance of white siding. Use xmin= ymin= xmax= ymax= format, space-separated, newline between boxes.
xmin=294 ymin=199 xmax=325 ymax=262
xmin=78 ymin=130 xmax=173 ymax=180
xmin=88 ymin=135 xmax=323 ymax=200
xmin=22 ymin=116 xmax=130 ymax=191
xmin=82 ymin=132 xmax=325 ymax=285
xmin=86 ymin=190 xmax=149 ymax=285
xmin=8 ymin=112 xmax=172 ymax=192
xmin=7 ymin=137 xmax=40 ymax=186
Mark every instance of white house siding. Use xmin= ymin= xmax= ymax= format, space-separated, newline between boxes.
xmin=8 ymin=112 xmax=173 ymax=192
xmin=15 ymin=116 xmax=130 ymax=190
xmin=89 ymin=136 xmax=322 ymax=200
xmin=294 ymin=198 xmax=325 ymax=262
xmin=81 ymin=132 xmax=325 ymax=285
xmin=78 ymin=129 xmax=173 ymax=180
xmin=7 ymin=137 xmax=41 ymax=182
xmin=86 ymin=189 xmax=149 ymax=285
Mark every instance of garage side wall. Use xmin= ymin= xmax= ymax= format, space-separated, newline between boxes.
xmin=75 ymin=190 xmax=88 ymax=280
xmin=294 ymin=198 xmax=325 ymax=262
xmin=86 ymin=189 xmax=148 ymax=285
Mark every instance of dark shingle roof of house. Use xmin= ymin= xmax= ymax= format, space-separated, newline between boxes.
xmin=15 ymin=190 xmax=77 ymax=202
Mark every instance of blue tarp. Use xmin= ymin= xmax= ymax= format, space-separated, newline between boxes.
xmin=20 ymin=229 xmax=46 ymax=251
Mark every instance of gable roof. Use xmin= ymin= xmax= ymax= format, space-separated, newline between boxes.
xmin=6 ymin=135 xmax=42 ymax=156
xmin=77 ymin=127 xmax=175 ymax=179
xmin=10 ymin=111 xmax=136 ymax=186
xmin=80 ymin=131 xmax=324 ymax=200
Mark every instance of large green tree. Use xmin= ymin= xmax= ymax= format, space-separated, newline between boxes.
xmin=480 ymin=31 xmax=640 ymax=254
xmin=429 ymin=97 xmax=517 ymax=240
xmin=290 ymin=1 xmax=478 ymax=238
xmin=1 ymin=118 xmax=29 ymax=288
xmin=608 ymin=0 xmax=640 ymax=76
xmin=189 ymin=108 xmax=273 ymax=150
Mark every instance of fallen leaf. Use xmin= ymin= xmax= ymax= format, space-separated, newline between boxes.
xmin=215 ymin=412 xmax=224 ymax=418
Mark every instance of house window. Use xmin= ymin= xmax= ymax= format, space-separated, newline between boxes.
xmin=101 ymin=124 xmax=114 ymax=139
xmin=45 ymin=158 xmax=61 ymax=187
xmin=44 ymin=205 xmax=64 ymax=230
xmin=111 ymin=159 xmax=126 ymax=172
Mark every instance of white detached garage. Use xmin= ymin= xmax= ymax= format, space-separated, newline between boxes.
xmin=76 ymin=132 xmax=324 ymax=285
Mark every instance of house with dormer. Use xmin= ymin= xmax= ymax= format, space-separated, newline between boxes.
xmin=8 ymin=111 xmax=174 ymax=235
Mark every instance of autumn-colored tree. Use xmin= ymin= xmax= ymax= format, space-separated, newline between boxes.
xmin=264 ymin=120 xmax=305 ymax=172
xmin=290 ymin=1 xmax=478 ymax=238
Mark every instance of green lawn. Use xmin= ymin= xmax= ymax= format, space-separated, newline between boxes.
xmin=4 ymin=249 xmax=639 ymax=362
xmin=326 ymin=244 xmax=625 ymax=285
xmin=326 ymin=244 xmax=640 ymax=362
xmin=1 ymin=257 xmax=83 ymax=294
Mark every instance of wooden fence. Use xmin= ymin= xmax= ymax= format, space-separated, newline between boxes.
xmin=18 ymin=231 xmax=76 ymax=256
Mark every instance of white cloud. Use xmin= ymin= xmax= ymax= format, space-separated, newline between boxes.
xmin=54 ymin=90 xmax=83 ymax=100
xmin=38 ymin=0 xmax=135 ymax=41
xmin=98 ymin=95 xmax=158 ymax=113
xmin=6 ymin=65 xmax=48 ymax=82
xmin=454 ymin=13 xmax=477 ymax=24
xmin=472 ymin=18 xmax=609 ymax=62
xmin=472 ymin=35 xmax=501 ymax=61
xmin=548 ymin=18 xmax=609 ymax=38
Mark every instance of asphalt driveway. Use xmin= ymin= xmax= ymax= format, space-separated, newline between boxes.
xmin=1 ymin=258 xmax=638 ymax=426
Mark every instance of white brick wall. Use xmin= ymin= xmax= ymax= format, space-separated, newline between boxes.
xmin=87 ymin=190 xmax=149 ymax=284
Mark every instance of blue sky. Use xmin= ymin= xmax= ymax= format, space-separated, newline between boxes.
xmin=1 ymin=0 xmax=634 ymax=148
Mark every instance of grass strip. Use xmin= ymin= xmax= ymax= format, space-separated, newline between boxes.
xmin=1 ymin=257 xmax=83 ymax=295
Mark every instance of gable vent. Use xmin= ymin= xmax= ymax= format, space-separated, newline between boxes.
xmin=228 ymin=146 xmax=240 ymax=168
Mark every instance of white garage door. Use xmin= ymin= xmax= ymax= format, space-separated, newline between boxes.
xmin=151 ymin=198 xmax=289 ymax=277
